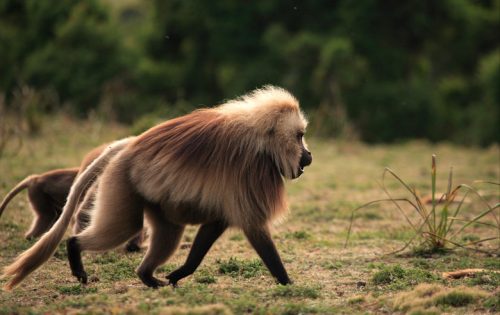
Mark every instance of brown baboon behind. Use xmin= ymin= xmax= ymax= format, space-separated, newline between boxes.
xmin=0 ymin=168 xmax=78 ymax=239
xmin=0 ymin=144 xmax=105 ymax=238
xmin=0 ymin=143 xmax=143 ymax=251
xmin=3 ymin=86 xmax=312 ymax=290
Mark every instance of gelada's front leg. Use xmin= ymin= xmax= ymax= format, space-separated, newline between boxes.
xmin=166 ymin=220 xmax=228 ymax=286
xmin=244 ymin=225 xmax=291 ymax=285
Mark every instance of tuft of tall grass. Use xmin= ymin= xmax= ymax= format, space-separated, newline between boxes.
xmin=345 ymin=155 xmax=499 ymax=254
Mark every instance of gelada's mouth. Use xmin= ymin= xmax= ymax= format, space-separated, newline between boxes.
xmin=278 ymin=166 xmax=304 ymax=179
xmin=292 ymin=166 xmax=304 ymax=179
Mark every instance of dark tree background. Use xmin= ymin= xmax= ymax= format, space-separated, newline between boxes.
xmin=0 ymin=0 xmax=498 ymax=145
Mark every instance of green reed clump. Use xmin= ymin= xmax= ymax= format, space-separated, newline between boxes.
xmin=345 ymin=155 xmax=499 ymax=254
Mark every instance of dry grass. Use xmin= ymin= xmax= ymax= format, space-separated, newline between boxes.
xmin=392 ymin=283 xmax=489 ymax=313
xmin=0 ymin=115 xmax=498 ymax=314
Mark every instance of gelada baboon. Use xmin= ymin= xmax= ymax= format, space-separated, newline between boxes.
xmin=3 ymin=86 xmax=312 ymax=290
xmin=0 ymin=144 xmax=105 ymax=239
xmin=0 ymin=144 xmax=143 ymax=252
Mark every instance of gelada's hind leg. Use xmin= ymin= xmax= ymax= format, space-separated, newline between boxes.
xmin=26 ymin=184 xmax=59 ymax=239
xmin=125 ymin=231 xmax=144 ymax=253
xmin=136 ymin=208 xmax=184 ymax=288
xmin=66 ymin=165 xmax=144 ymax=284
xmin=73 ymin=183 xmax=144 ymax=253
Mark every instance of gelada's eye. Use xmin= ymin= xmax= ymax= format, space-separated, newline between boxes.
xmin=296 ymin=131 xmax=304 ymax=141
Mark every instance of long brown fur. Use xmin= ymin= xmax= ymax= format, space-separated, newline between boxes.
xmin=128 ymin=87 xmax=307 ymax=227
xmin=2 ymin=138 xmax=134 ymax=289
xmin=0 ymin=175 xmax=43 ymax=219
xmin=3 ymin=86 xmax=311 ymax=289
xmin=0 ymin=169 xmax=78 ymax=239
xmin=0 ymin=169 xmax=78 ymax=219
xmin=0 ymin=143 xmax=107 ymax=239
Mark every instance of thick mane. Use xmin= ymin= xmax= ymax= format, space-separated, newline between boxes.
xmin=127 ymin=87 xmax=295 ymax=227
xmin=217 ymin=86 xmax=300 ymax=134
xmin=218 ymin=85 xmax=300 ymax=115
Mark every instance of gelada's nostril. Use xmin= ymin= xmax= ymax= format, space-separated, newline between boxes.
xmin=301 ymin=153 xmax=312 ymax=167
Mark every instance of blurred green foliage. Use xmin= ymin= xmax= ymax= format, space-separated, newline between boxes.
xmin=0 ymin=0 xmax=498 ymax=144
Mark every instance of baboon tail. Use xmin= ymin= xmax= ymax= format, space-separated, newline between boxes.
xmin=2 ymin=137 xmax=134 ymax=290
xmin=0 ymin=176 xmax=35 ymax=219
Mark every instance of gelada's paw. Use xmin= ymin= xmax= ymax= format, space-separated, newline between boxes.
xmin=73 ymin=270 xmax=88 ymax=285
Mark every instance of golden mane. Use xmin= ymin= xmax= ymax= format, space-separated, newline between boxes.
xmin=127 ymin=86 xmax=305 ymax=227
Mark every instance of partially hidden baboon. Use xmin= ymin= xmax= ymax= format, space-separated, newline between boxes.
xmin=0 ymin=144 xmax=106 ymax=239
xmin=0 ymin=144 xmax=143 ymax=252
xmin=0 ymin=168 xmax=78 ymax=239
xmin=2 ymin=86 xmax=312 ymax=290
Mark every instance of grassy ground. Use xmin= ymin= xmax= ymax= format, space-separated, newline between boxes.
xmin=0 ymin=116 xmax=498 ymax=314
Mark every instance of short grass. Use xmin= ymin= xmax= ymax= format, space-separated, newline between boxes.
xmin=0 ymin=116 xmax=498 ymax=314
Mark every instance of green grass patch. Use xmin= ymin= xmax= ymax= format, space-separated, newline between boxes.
xmin=157 ymin=304 xmax=232 ymax=315
xmin=434 ymin=291 xmax=475 ymax=307
xmin=269 ymin=302 xmax=330 ymax=315
xmin=56 ymin=284 xmax=98 ymax=295
xmin=285 ymin=230 xmax=311 ymax=240
xmin=195 ymin=269 xmax=217 ymax=284
xmin=356 ymin=211 xmax=383 ymax=220
xmin=100 ymin=258 xmax=138 ymax=281
xmin=461 ymin=234 xmax=480 ymax=243
xmin=410 ymin=258 xmax=434 ymax=269
xmin=321 ymin=261 xmax=343 ymax=270
xmin=483 ymin=257 xmax=500 ymax=269
xmin=348 ymin=296 xmax=365 ymax=304
xmin=372 ymin=264 xmax=438 ymax=289
xmin=392 ymin=283 xmax=489 ymax=313
xmin=174 ymin=284 xmax=218 ymax=305
xmin=91 ymin=252 xmax=121 ymax=264
xmin=226 ymin=293 xmax=259 ymax=314
xmin=272 ymin=284 xmax=321 ymax=299
xmin=229 ymin=233 xmax=244 ymax=241
xmin=354 ymin=228 xmax=414 ymax=241
xmin=217 ymin=257 xmax=265 ymax=278
xmin=466 ymin=271 xmax=500 ymax=290
xmin=157 ymin=263 xmax=177 ymax=274
xmin=0 ymin=222 xmax=21 ymax=232
xmin=483 ymin=291 xmax=500 ymax=312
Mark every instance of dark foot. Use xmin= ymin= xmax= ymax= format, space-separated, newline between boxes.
xmin=138 ymin=272 xmax=167 ymax=288
xmin=165 ymin=267 xmax=191 ymax=287
xmin=125 ymin=241 xmax=141 ymax=253
xmin=125 ymin=234 xmax=143 ymax=252
xmin=73 ymin=269 xmax=88 ymax=284
xmin=67 ymin=237 xmax=87 ymax=284
xmin=165 ymin=276 xmax=179 ymax=288
xmin=278 ymin=278 xmax=293 ymax=285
